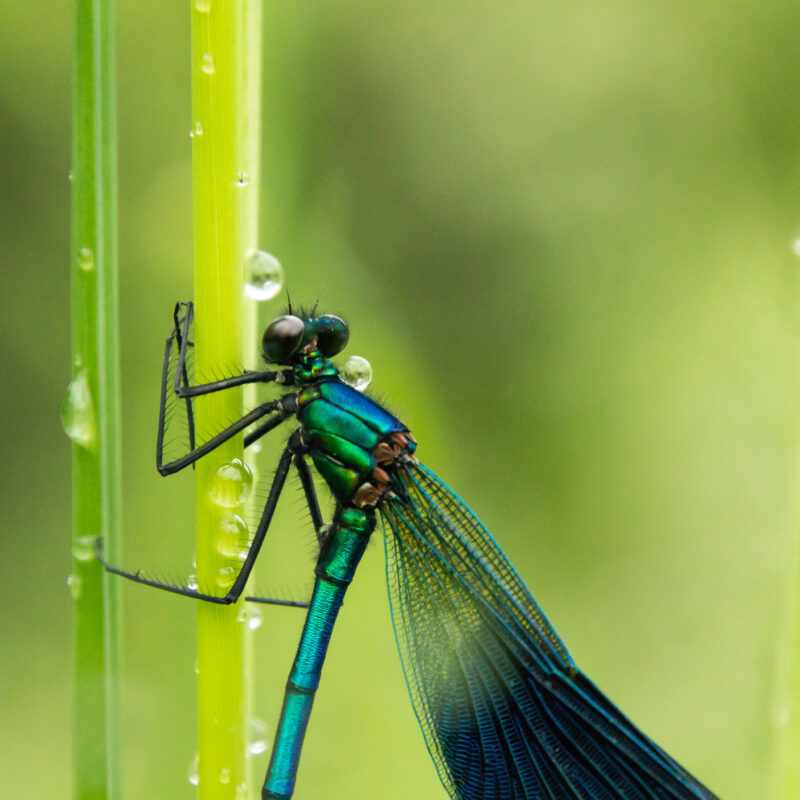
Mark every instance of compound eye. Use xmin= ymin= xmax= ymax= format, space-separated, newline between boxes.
xmin=315 ymin=314 xmax=349 ymax=357
xmin=261 ymin=315 xmax=305 ymax=363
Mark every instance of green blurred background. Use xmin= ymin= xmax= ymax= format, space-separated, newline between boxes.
xmin=2 ymin=0 xmax=798 ymax=797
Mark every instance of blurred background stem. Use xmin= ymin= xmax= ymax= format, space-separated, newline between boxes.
xmin=67 ymin=0 xmax=121 ymax=797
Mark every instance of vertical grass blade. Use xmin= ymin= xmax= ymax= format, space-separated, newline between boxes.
xmin=191 ymin=0 xmax=254 ymax=796
xmin=68 ymin=0 xmax=122 ymax=797
xmin=240 ymin=0 xmax=264 ymax=796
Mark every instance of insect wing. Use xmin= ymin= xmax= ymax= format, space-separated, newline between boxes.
xmin=381 ymin=463 xmax=718 ymax=800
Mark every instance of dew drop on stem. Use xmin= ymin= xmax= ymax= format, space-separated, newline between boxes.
xmin=244 ymin=250 xmax=283 ymax=301
xmin=209 ymin=458 xmax=253 ymax=508
xmin=61 ymin=369 xmax=97 ymax=451
xmin=187 ymin=754 xmax=199 ymax=786
xmin=72 ymin=535 xmax=95 ymax=562
xmin=216 ymin=513 xmax=249 ymax=561
xmin=67 ymin=573 xmax=83 ymax=600
xmin=248 ymin=717 xmax=269 ymax=755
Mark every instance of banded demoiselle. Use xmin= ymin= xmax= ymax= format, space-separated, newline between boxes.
xmin=96 ymin=302 xmax=720 ymax=800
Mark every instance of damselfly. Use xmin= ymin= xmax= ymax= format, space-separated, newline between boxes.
xmin=96 ymin=302 xmax=720 ymax=800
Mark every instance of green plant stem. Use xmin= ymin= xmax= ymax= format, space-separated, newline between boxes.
xmin=241 ymin=0 xmax=264 ymax=796
xmin=192 ymin=0 xmax=254 ymax=796
xmin=69 ymin=0 xmax=121 ymax=797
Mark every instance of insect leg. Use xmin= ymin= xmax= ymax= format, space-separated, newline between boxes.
xmin=245 ymin=448 xmax=328 ymax=606
xmin=292 ymin=452 xmax=325 ymax=538
xmin=157 ymin=399 xmax=291 ymax=475
xmin=174 ymin=369 xmax=291 ymax=397
xmin=222 ymin=442 xmax=295 ymax=602
xmin=244 ymin=432 xmax=323 ymax=606
xmin=244 ymin=414 xmax=289 ymax=449
xmin=93 ymin=540 xmax=237 ymax=604
xmin=169 ymin=303 xmax=291 ymax=398
xmin=160 ymin=302 xmax=293 ymax=459
xmin=95 ymin=443 xmax=298 ymax=606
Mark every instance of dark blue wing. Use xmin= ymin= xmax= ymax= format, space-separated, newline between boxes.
xmin=380 ymin=462 xmax=719 ymax=800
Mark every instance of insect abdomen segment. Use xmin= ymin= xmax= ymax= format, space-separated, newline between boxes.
xmin=264 ymin=507 xmax=376 ymax=798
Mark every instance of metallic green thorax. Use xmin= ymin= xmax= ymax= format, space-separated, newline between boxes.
xmin=293 ymin=351 xmax=415 ymax=507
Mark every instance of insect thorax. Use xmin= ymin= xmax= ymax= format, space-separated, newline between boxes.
xmin=294 ymin=364 xmax=417 ymax=509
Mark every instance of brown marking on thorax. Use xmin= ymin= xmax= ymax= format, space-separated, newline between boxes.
xmin=353 ymin=431 xmax=418 ymax=508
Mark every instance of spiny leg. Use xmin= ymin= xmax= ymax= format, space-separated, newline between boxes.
xmin=245 ymin=446 xmax=324 ymax=606
xmin=158 ymin=299 xmax=293 ymax=470
xmin=224 ymin=442 xmax=296 ymax=602
xmin=161 ymin=303 xmax=283 ymax=455
xmin=175 ymin=368 xmax=291 ymax=398
xmin=158 ymin=400 xmax=290 ymax=475
xmin=96 ymin=442 xmax=299 ymax=606
xmin=93 ymin=541 xmax=239 ymax=605
xmin=170 ymin=302 xmax=291 ymax=398
xmin=244 ymin=410 xmax=295 ymax=449
xmin=292 ymin=451 xmax=324 ymax=537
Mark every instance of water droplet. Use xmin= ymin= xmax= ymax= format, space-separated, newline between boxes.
xmin=67 ymin=573 xmax=83 ymax=600
xmin=248 ymin=717 xmax=269 ymax=755
xmin=201 ymin=53 xmax=215 ymax=74
xmin=193 ymin=659 xmax=200 ymax=674
xmin=194 ymin=0 xmax=210 ymax=11
xmin=340 ymin=355 xmax=373 ymax=391
xmin=209 ymin=458 xmax=253 ymax=508
xmin=236 ymin=171 xmax=249 ymax=186
xmin=216 ymin=513 xmax=249 ymax=561
xmin=247 ymin=605 xmax=263 ymax=630
xmin=216 ymin=565 xmax=236 ymax=589
xmin=248 ymin=439 xmax=262 ymax=454
xmin=187 ymin=754 xmax=199 ymax=786
xmin=235 ymin=783 xmax=249 ymax=800
xmin=244 ymin=250 xmax=283 ymax=301
xmin=68 ymin=170 xmax=74 ymax=182
xmin=236 ymin=604 xmax=262 ymax=630
xmin=72 ymin=535 xmax=95 ymax=562
xmin=194 ymin=120 xmax=203 ymax=136
xmin=187 ymin=574 xmax=199 ymax=591
xmin=219 ymin=767 xmax=231 ymax=784
xmin=78 ymin=247 xmax=95 ymax=272
xmin=61 ymin=369 xmax=97 ymax=451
